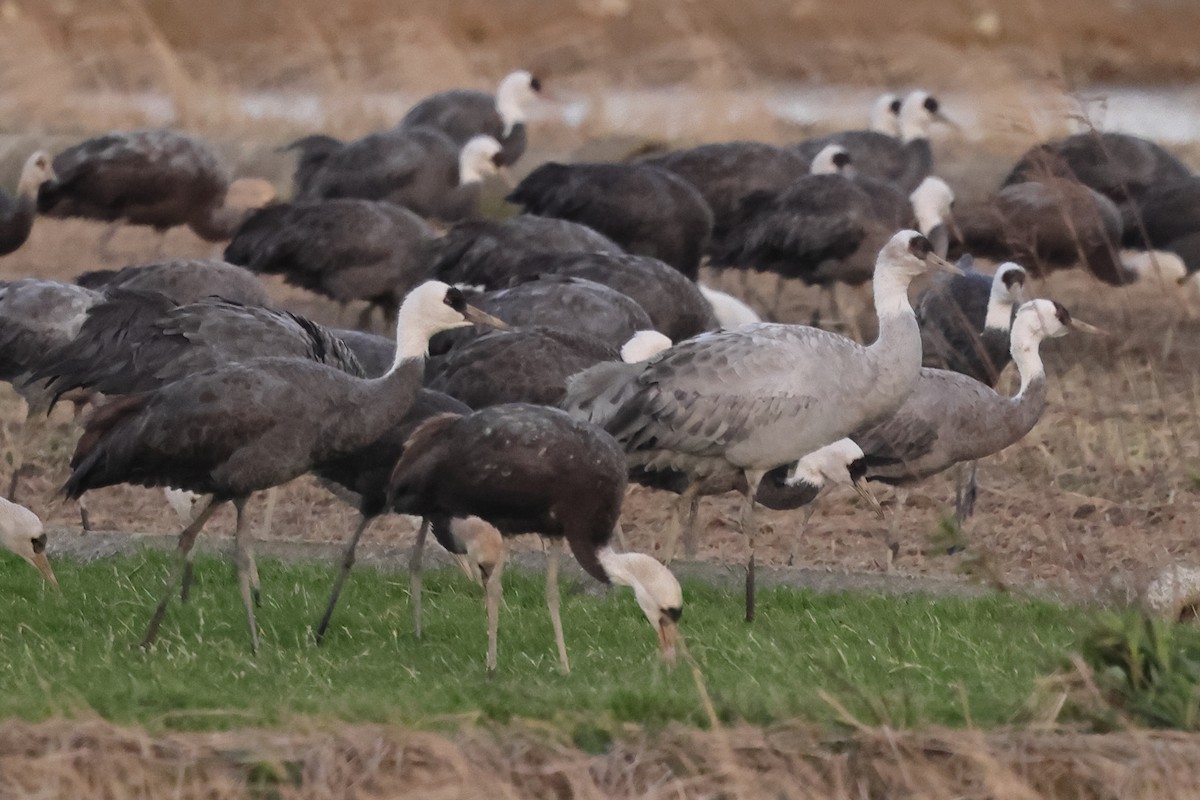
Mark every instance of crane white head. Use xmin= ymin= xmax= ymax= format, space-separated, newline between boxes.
xmin=621 ymin=330 xmax=672 ymax=363
xmin=898 ymin=91 xmax=957 ymax=143
xmin=870 ymin=93 xmax=903 ymax=136
xmin=810 ymin=144 xmax=854 ymax=176
xmin=496 ymin=70 xmax=543 ymax=134
xmin=18 ymin=151 xmax=55 ymax=198
xmin=785 ymin=439 xmax=884 ymax=518
xmin=447 ymin=516 xmax=506 ymax=587
xmin=874 ymin=230 xmax=962 ymax=316
xmin=909 ymin=176 xmax=955 ymax=255
xmin=598 ymin=548 xmax=683 ymax=667
xmin=394 ymin=281 xmax=507 ymax=364
xmin=985 ymin=263 xmax=1028 ymax=330
xmin=459 ymin=136 xmax=506 ymax=186
xmin=1009 ymin=299 xmax=1102 ymax=391
xmin=0 ymin=498 xmax=58 ymax=589
xmin=698 ymin=284 xmax=761 ymax=329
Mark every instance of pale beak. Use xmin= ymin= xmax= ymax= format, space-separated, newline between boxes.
xmin=934 ymin=111 xmax=961 ymax=131
xmin=657 ymin=616 xmax=679 ymax=669
xmin=496 ymin=166 xmax=515 ymax=188
xmin=1010 ymin=282 xmax=1029 ymax=305
xmin=852 ymin=476 xmax=885 ymax=520
xmin=928 ymin=252 xmax=963 ymax=275
xmin=28 ymin=552 xmax=59 ymax=590
xmin=1070 ymin=319 xmax=1106 ymax=335
xmin=462 ymin=304 xmax=509 ymax=330
xmin=451 ymin=552 xmax=482 ymax=587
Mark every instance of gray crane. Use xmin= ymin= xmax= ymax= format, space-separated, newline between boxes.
xmin=62 ymin=282 xmax=505 ymax=653
xmin=854 ymin=299 xmax=1102 ymax=563
xmin=565 ymin=230 xmax=958 ymax=619
xmin=75 ymin=259 xmax=270 ymax=307
xmin=399 ymin=70 xmax=542 ymax=166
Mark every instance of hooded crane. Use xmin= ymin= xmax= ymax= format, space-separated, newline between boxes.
xmin=224 ymin=198 xmax=436 ymax=329
xmin=431 ymin=275 xmax=654 ymax=355
xmin=1003 ymin=131 xmax=1190 ymax=208
xmin=387 ymin=403 xmax=683 ymax=673
xmin=853 ymin=299 xmax=1102 ymax=561
xmin=949 ymin=178 xmax=1131 ymax=285
xmin=0 ymin=498 xmax=58 ymax=588
xmin=499 ymin=252 xmax=717 ymax=340
xmin=0 ymin=152 xmax=55 ymax=256
xmin=0 ymin=280 xmax=101 ymax=503
xmin=399 ymin=70 xmax=543 ymax=167
xmin=505 ymin=162 xmax=714 ymax=280
xmin=425 ymin=215 xmax=623 ymax=288
xmin=61 ymin=282 xmax=506 ymax=654
xmin=793 ymin=91 xmax=956 ymax=193
xmin=869 ymin=93 xmax=903 ymax=137
xmin=914 ymin=260 xmax=1028 ymax=521
xmin=74 ymin=259 xmax=270 ymax=307
xmin=639 ymin=141 xmax=818 ymax=256
xmin=37 ymin=130 xmax=271 ymax=254
xmin=309 ymin=388 xmax=508 ymax=643
xmin=565 ymin=230 xmax=959 ymax=620
xmin=295 ymin=128 xmax=503 ymax=223
xmin=1118 ymin=177 xmax=1200 ymax=285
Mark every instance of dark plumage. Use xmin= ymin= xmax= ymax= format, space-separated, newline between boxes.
xmin=280 ymin=135 xmax=344 ymax=198
xmin=331 ymin=329 xmax=395 ymax=378
xmin=916 ymin=260 xmax=1027 ymax=387
xmin=295 ymin=127 xmax=502 ymax=222
xmin=950 ymin=179 xmax=1130 ymax=285
xmin=431 ymin=275 xmax=653 ymax=355
xmin=37 ymin=130 xmax=250 ymax=241
xmin=1120 ymin=177 xmax=1200 ymax=278
xmin=506 ymin=162 xmax=714 ymax=280
xmin=387 ymin=403 xmax=683 ymax=670
xmin=508 ymin=252 xmax=717 ymax=340
xmin=640 ymin=142 xmax=813 ymax=252
xmin=425 ymin=215 xmax=622 ymax=288
xmin=792 ymin=91 xmax=950 ymax=193
xmin=1003 ymin=132 xmax=1190 ymax=205
xmin=399 ymin=70 xmax=541 ymax=166
xmin=36 ymin=291 xmax=364 ymax=403
xmin=426 ymin=327 xmax=618 ymax=408
xmin=224 ymin=199 xmax=435 ymax=326
xmin=61 ymin=282 xmax=503 ymax=652
xmin=75 ymin=259 xmax=270 ymax=307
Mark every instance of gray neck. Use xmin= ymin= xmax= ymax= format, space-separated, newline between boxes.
xmin=317 ymin=357 xmax=425 ymax=460
xmin=188 ymin=205 xmax=248 ymax=242
xmin=897 ymin=140 xmax=933 ymax=192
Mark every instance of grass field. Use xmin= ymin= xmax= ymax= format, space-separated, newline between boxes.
xmin=1 ymin=549 xmax=1089 ymax=733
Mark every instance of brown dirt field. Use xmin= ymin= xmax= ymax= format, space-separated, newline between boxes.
xmin=4 ymin=717 xmax=1200 ymax=799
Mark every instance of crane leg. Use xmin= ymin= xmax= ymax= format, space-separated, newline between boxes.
xmin=546 ymin=538 xmax=570 ymax=674
xmin=681 ymin=487 xmax=702 ymax=559
xmin=314 ymin=513 xmax=374 ymax=644
xmin=232 ymin=498 xmax=260 ymax=654
xmin=885 ymin=488 xmax=908 ymax=572
xmin=139 ymin=498 xmax=221 ymax=649
xmin=4 ymin=406 xmax=41 ymax=503
xmin=409 ymin=519 xmax=429 ymax=640
xmin=484 ymin=549 xmax=506 ymax=676
xmin=954 ymin=461 xmax=978 ymax=526
xmin=661 ymin=482 xmax=700 ymax=563
xmin=741 ymin=470 xmax=766 ymax=623
xmin=788 ymin=502 xmax=819 ymax=567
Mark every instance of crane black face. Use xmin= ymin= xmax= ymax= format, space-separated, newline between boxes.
xmin=908 ymin=234 xmax=934 ymax=259
xmin=444 ymin=287 xmax=468 ymax=314
xmin=1002 ymin=270 xmax=1026 ymax=291
xmin=1052 ymin=301 xmax=1071 ymax=327
xmin=847 ymin=458 xmax=868 ymax=483
xmin=833 ymin=152 xmax=852 ymax=169
xmin=889 ymin=98 xmax=902 ymax=115
xmin=530 ymin=76 xmax=543 ymax=93
xmin=32 ymin=532 xmax=47 ymax=554
xmin=924 ymin=96 xmax=940 ymax=114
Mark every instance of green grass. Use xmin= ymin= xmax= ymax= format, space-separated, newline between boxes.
xmin=0 ymin=550 xmax=1091 ymax=733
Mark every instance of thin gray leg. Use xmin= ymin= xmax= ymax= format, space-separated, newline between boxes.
xmin=314 ymin=513 xmax=374 ymax=644
xmin=233 ymin=498 xmax=260 ymax=654
xmin=546 ymin=538 xmax=570 ymax=673
xmin=409 ymin=519 xmax=429 ymax=640
xmin=140 ymin=498 xmax=221 ymax=649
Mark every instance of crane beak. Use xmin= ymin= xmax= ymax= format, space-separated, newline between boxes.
xmin=1070 ymin=319 xmax=1106 ymax=335
xmin=27 ymin=552 xmax=59 ymax=590
xmin=496 ymin=166 xmax=515 ymax=189
xmin=933 ymin=111 xmax=961 ymax=131
xmin=462 ymin=305 xmax=509 ymax=330
xmin=928 ymin=253 xmax=963 ymax=275
xmin=657 ymin=615 xmax=679 ymax=669
xmin=852 ymin=476 xmax=885 ymax=520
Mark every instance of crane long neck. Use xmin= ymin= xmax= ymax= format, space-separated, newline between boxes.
xmin=1010 ymin=330 xmax=1046 ymax=397
xmin=391 ymin=324 xmax=439 ymax=375
xmin=984 ymin=296 xmax=1015 ymax=332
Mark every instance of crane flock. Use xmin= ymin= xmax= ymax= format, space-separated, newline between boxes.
xmin=5 ymin=70 xmax=1194 ymax=674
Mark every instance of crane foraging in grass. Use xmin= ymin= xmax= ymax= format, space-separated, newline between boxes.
xmin=0 ymin=498 xmax=58 ymax=588
xmin=387 ymin=403 xmax=682 ymax=674
xmin=62 ymin=282 xmax=506 ymax=653
xmin=566 ymin=230 xmax=960 ymax=620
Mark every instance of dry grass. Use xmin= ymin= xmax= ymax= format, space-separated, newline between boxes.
xmin=3 ymin=717 xmax=1200 ymax=799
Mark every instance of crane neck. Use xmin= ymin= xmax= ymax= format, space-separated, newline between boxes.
xmin=1010 ymin=336 xmax=1046 ymax=397
xmin=984 ymin=297 xmax=1015 ymax=332
xmin=870 ymin=268 xmax=915 ymax=322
